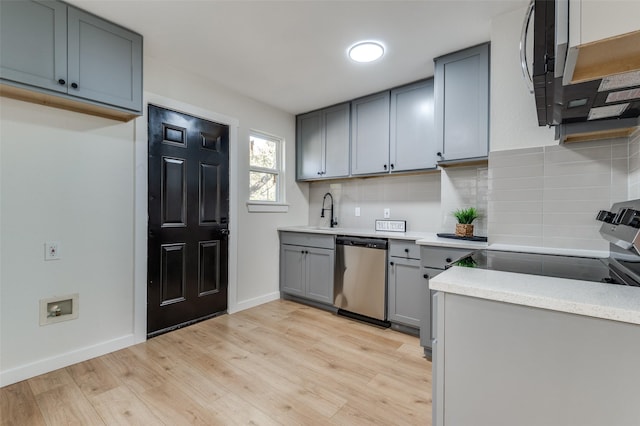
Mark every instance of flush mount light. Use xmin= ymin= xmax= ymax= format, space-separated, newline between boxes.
xmin=348 ymin=41 xmax=385 ymax=63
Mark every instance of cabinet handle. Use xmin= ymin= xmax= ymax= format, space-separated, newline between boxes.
xmin=423 ymin=274 xmax=430 ymax=279
xmin=317 ymin=171 xmax=322 ymax=175
xmin=71 ymin=82 xmax=78 ymax=89
xmin=404 ymin=248 xmax=409 ymax=253
xmin=390 ymin=163 xmax=395 ymax=170
xmin=520 ymin=0 xmax=535 ymax=94
xmin=437 ymin=152 xmax=443 ymax=158
xmin=383 ymin=164 xmax=388 ymax=170
xmin=445 ymin=257 xmax=452 ymax=263
xmin=58 ymin=79 xmax=66 ymax=85
xmin=390 ymin=261 xmax=394 ymax=266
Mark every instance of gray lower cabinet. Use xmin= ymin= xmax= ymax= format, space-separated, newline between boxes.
xmin=420 ymin=246 xmax=473 ymax=356
xmin=434 ymin=43 xmax=489 ymax=163
xmin=390 ymin=79 xmax=438 ymax=172
xmin=296 ymin=103 xmax=350 ymax=180
xmin=351 ymin=91 xmax=391 ymax=175
xmin=388 ymin=240 xmax=422 ymax=328
xmin=0 ymin=0 xmax=142 ymax=118
xmin=280 ymin=232 xmax=334 ymax=305
xmin=433 ymin=293 xmax=640 ymax=426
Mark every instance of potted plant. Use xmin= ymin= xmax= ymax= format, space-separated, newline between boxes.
xmin=453 ymin=207 xmax=478 ymax=237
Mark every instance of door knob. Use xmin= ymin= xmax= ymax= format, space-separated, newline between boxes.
xmin=58 ymin=78 xmax=66 ymax=85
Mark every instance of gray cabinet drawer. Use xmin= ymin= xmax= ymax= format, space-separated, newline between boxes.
xmin=279 ymin=232 xmax=334 ymax=250
xmin=420 ymin=246 xmax=472 ymax=269
xmin=389 ymin=240 xmax=420 ymax=259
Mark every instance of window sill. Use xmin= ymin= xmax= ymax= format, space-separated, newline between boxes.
xmin=246 ymin=201 xmax=289 ymax=213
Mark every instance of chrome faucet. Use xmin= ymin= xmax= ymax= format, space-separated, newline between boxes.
xmin=320 ymin=192 xmax=338 ymax=228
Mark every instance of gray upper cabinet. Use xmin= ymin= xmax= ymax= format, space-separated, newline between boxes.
xmin=67 ymin=7 xmax=142 ymax=112
xmin=296 ymin=103 xmax=350 ymax=181
xmin=351 ymin=91 xmax=390 ymax=175
xmin=0 ymin=0 xmax=68 ymax=93
xmin=0 ymin=0 xmax=142 ymax=119
xmin=390 ymin=79 xmax=438 ymax=172
xmin=434 ymin=43 xmax=489 ymax=163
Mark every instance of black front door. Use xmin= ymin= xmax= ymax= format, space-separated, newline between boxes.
xmin=147 ymin=104 xmax=229 ymax=337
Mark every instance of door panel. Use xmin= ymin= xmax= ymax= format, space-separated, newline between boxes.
xmin=148 ymin=104 xmax=229 ymax=336
xmin=160 ymin=243 xmax=186 ymax=305
xmin=198 ymin=241 xmax=220 ymax=296
xmin=199 ymin=163 xmax=221 ymax=225
xmin=161 ymin=157 xmax=186 ymax=227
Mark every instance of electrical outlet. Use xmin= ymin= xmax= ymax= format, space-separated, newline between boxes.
xmin=384 ymin=208 xmax=391 ymax=218
xmin=44 ymin=242 xmax=61 ymax=261
xmin=355 ymin=207 xmax=361 ymax=217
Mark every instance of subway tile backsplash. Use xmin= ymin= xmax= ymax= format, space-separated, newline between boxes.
xmin=308 ymin=173 xmax=442 ymax=232
xmin=307 ymin=134 xmax=639 ymax=253
xmin=489 ymin=138 xmax=630 ymax=251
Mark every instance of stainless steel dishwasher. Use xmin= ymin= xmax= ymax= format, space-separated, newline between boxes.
xmin=334 ymin=236 xmax=389 ymax=326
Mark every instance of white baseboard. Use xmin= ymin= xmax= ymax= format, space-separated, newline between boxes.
xmin=228 ymin=291 xmax=281 ymax=314
xmin=0 ymin=334 xmax=135 ymax=387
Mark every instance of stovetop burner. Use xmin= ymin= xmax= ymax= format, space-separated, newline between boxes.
xmin=451 ymin=250 xmax=639 ymax=286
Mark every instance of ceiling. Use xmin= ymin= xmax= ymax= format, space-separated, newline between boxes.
xmin=68 ymin=0 xmax=527 ymax=115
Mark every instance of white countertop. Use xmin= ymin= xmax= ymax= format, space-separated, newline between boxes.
xmin=278 ymin=226 xmax=488 ymax=250
xmin=431 ymin=266 xmax=640 ymax=325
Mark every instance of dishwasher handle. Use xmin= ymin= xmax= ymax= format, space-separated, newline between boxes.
xmin=336 ymin=236 xmax=388 ymax=250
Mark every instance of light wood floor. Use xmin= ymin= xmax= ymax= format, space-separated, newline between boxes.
xmin=0 ymin=299 xmax=432 ymax=425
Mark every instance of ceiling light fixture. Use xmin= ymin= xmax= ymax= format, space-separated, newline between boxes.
xmin=348 ymin=41 xmax=385 ymax=63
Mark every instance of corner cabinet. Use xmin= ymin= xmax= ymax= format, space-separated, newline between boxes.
xmin=0 ymin=0 xmax=143 ymax=121
xmin=296 ymin=103 xmax=350 ymax=181
xmin=434 ymin=43 xmax=489 ymax=164
xmin=280 ymin=232 xmax=335 ymax=305
xmin=350 ymin=91 xmax=391 ymax=175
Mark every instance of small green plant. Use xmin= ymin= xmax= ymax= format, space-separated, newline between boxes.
xmin=454 ymin=256 xmax=477 ymax=268
xmin=453 ymin=207 xmax=478 ymax=224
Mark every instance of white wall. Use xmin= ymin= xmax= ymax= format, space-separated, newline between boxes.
xmin=0 ymin=55 xmax=306 ymax=386
xmin=1 ymin=99 xmax=136 ymax=384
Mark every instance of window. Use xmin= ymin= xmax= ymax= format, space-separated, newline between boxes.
xmin=249 ymin=131 xmax=283 ymax=203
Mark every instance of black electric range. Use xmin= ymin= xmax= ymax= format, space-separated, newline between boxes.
xmin=450 ymin=200 xmax=640 ymax=287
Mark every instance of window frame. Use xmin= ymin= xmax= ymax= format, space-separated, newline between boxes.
xmin=247 ymin=130 xmax=288 ymax=212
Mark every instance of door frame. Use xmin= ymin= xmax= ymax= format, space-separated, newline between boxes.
xmin=133 ymin=92 xmax=239 ymax=344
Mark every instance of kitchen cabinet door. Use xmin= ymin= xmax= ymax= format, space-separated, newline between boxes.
xmin=280 ymin=244 xmax=305 ymax=297
xmin=322 ymin=103 xmax=350 ymax=178
xmin=67 ymin=6 xmax=142 ymax=111
xmin=388 ymin=257 xmax=422 ymax=328
xmin=390 ymin=79 xmax=438 ymax=172
xmin=296 ymin=103 xmax=350 ymax=181
xmin=435 ymin=43 xmax=489 ymax=163
xmin=0 ymin=0 xmax=68 ymax=93
xmin=351 ymin=91 xmax=390 ymax=175
xmin=297 ymin=110 xmax=324 ymax=180
xmin=305 ymin=247 xmax=334 ymax=305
